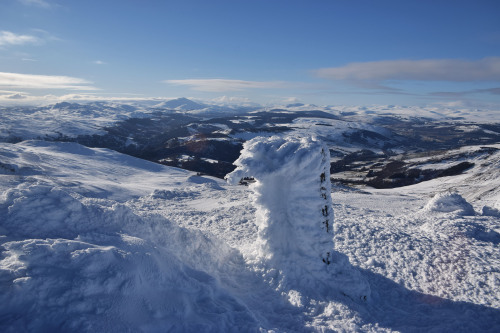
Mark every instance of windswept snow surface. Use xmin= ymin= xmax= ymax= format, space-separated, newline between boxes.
xmin=0 ymin=140 xmax=499 ymax=332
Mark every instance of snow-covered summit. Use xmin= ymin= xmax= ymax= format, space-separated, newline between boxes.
xmin=153 ymin=97 xmax=207 ymax=110
xmin=0 ymin=140 xmax=499 ymax=331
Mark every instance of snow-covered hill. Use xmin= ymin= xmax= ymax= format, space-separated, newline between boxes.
xmin=153 ymin=97 xmax=209 ymax=111
xmin=1 ymin=140 xmax=499 ymax=331
xmin=0 ymin=102 xmax=152 ymax=142
xmin=2 ymin=99 xmax=499 ymax=144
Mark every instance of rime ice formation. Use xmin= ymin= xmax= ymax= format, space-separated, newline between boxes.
xmin=226 ymin=135 xmax=333 ymax=265
xmin=226 ymin=136 xmax=370 ymax=299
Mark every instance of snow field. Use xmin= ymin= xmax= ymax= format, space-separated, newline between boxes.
xmin=0 ymin=140 xmax=499 ymax=331
xmin=0 ymin=181 xmax=258 ymax=331
xmin=335 ymin=191 xmax=500 ymax=310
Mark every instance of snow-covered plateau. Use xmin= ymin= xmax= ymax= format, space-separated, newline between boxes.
xmin=0 ymin=100 xmax=499 ymax=332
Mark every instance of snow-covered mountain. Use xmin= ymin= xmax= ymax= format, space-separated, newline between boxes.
xmin=3 ymin=99 xmax=498 ymax=180
xmin=0 ymin=100 xmax=499 ymax=331
xmin=0 ymin=102 xmax=151 ymax=141
xmin=153 ymin=97 xmax=208 ymax=110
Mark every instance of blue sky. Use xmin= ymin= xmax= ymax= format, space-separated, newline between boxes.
xmin=1 ymin=0 xmax=500 ymax=106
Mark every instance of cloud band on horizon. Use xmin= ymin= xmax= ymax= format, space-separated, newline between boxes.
xmin=164 ymin=79 xmax=291 ymax=92
xmin=0 ymin=72 xmax=98 ymax=90
xmin=314 ymin=57 xmax=500 ymax=82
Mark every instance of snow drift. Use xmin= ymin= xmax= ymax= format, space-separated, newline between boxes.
xmin=482 ymin=205 xmax=500 ymax=217
xmin=0 ymin=181 xmax=257 ymax=331
xmin=422 ymin=192 xmax=475 ymax=215
xmin=226 ymin=135 xmax=370 ymax=300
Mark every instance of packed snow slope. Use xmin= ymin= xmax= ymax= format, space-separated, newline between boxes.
xmin=0 ymin=140 xmax=499 ymax=332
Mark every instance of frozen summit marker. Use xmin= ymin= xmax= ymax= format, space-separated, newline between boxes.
xmin=226 ymin=135 xmax=370 ymax=301
xmin=226 ymin=135 xmax=334 ymax=266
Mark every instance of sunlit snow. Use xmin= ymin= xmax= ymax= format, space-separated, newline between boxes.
xmin=0 ymin=100 xmax=499 ymax=331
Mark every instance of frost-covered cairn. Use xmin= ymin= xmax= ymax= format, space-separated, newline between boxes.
xmin=227 ymin=136 xmax=333 ymax=267
xmin=226 ymin=136 xmax=370 ymax=300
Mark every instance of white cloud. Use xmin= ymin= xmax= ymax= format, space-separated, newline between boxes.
xmin=31 ymin=28 xmax=61 ymax=42
xmin=164 ymin=79 xmax=291 ymax=92
xmin=314 ymin=57 xmax=500 ymax=82
xmin=6 ymin=93 xmax=28 ymax=100
xmin=0 ymin=29 xmax=59 ymax=49
xmin=0 ymin=31 xmax=39 ymax=47
xmin=210 ymin=96 xmax=252 ymax=104
xmin=0 ymin=89 xmax=28 ymax=99
xmin=281 ymin=97 xmax=302 ymax=104
xmin=0 ymin=72 xmax=98 ymax=90
xmin=431 ymin=87 xmax=500 ymax=97
xmin=0 ymin=93 xmax=176 ymax=105
xmin=93 ymin=60 xmax=106 ymax=65
xmin=18 ymin=0 xmax=51 ymax=8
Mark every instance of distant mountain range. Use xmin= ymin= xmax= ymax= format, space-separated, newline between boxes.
xmin=1 ymin=98 xmax=499 ymax=182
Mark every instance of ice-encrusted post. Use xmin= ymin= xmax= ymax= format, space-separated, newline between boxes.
xmin=226 ymin=136 xmax=334 ymax=271
xmin=226 ymin=136 xmax=370 ymax=300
